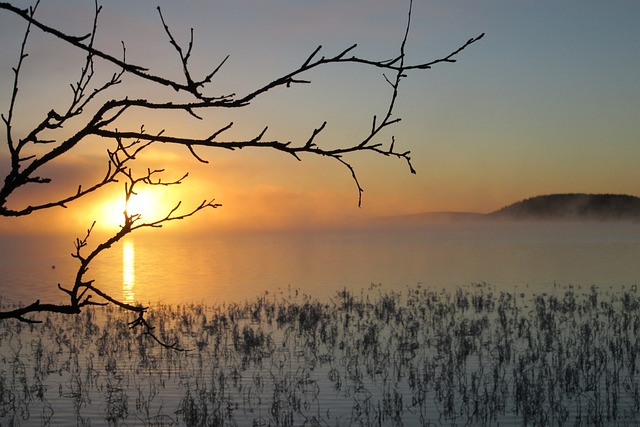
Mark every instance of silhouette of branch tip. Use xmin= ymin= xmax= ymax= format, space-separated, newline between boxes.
xmin=17 ymin=315 xmax=41 ymax=324
xmin=129 ymin=311 xmax=190 ymax=351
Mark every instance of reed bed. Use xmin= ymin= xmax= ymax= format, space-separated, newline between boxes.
xmin=1 ymin=283 xmax=639 ymax=426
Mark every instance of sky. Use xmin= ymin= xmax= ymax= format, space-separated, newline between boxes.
xmin=0 ymin=0 xmax=639 ymax=233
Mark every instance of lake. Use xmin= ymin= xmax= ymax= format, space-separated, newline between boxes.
xmin=1 ymin=220 xmax=640 ymax=306
xmin=2 ymin=220 xmax=640 ymax=425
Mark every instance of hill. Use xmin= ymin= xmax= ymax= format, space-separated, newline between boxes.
xmin=489 ymin=193 xmax=640 ymax=221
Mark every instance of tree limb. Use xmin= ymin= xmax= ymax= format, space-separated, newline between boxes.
xmin=0 ymin=0 xmax=482 ymax=348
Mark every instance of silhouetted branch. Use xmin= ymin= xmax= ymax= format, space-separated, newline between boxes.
xmin=0 ymin=162 xmax=216 ymax=348
xmin=0 ymin=0 xmax=481 ymax=212
xmin=0 ymin=0 xmax=482 ymax=348
xmin=0 ymin=2 xmax=232 ymax=100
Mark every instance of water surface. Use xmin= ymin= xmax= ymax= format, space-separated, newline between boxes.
xmin=2 ymin=221 xmax=640 ymax=425
xmin=1 ymin=221 xmax=639 ymax=306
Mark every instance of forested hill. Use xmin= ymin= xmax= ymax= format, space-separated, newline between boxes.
xmin=489 ymin=194 xmax=640 ymax=221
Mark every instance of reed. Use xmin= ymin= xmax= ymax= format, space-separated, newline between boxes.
xmin=1 ymin=283 xmax=639 ymax=425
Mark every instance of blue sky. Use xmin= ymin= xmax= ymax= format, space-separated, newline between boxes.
xmin=1 ymin=0 xmax=639 ymax=231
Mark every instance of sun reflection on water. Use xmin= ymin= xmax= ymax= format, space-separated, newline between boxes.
xmin=122 ymin=240 xmax=135 ymax=304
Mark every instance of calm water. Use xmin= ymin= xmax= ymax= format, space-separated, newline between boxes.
xmin=3 ymin=221 xmax=640 ymax=425
xmin=1 ymin=221 xmax=640 ymax=306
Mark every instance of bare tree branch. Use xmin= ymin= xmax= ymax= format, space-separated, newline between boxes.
xmin=0 ymin=0 xmax=482 ymax=347
xmin=0 ymin=2 xmax=231 ymax=101
xmin=1 ymin=161 xmax=219 ymax=349
xmin=0 ymin=2 xmax=482 ymax=102
xmin=0 ymin=0 xmax=482 ymax=213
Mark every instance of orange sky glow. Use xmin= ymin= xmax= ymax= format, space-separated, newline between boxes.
xmin=1 ymin=0 xmax=639 ymax=235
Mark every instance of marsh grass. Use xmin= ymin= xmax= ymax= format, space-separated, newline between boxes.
xmin=1 ymin=283 xmax=640 ymax=425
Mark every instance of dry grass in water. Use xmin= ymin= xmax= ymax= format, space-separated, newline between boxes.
xmin=1 ymin=283 xmax=640 ymax=425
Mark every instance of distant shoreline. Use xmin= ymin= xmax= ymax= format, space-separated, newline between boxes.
xmin=375 ymin=193 xmax=640 ymax=225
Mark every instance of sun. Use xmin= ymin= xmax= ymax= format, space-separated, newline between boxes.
xmin=97 ymin=190 xmax=168 ymax=230
xmin=126 ymin=191 xmax=161 ymax=220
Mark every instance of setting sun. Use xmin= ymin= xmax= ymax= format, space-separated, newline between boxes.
xmin=97 ymin=190 xmax=171 ymax=230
